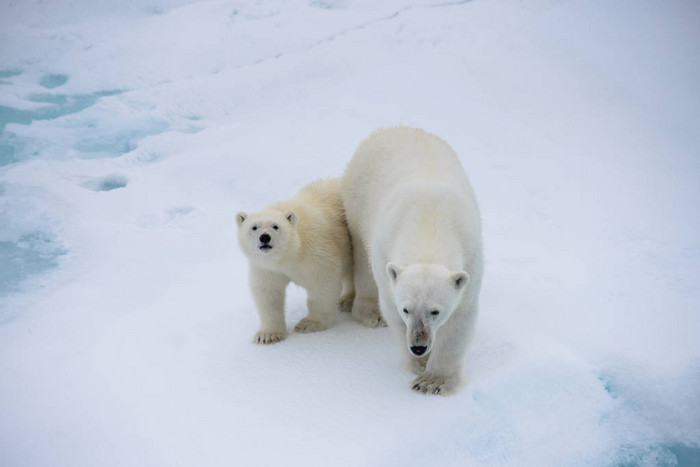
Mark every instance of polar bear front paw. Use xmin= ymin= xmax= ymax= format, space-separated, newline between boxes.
xmin=253 ymin=331 xmax=287 ymax=344
xmin=408 ymin=357 xmax=428 ymax=375
xmin=411 ymin=374 xmax=456 ymax=396
xmin=294 ymin=318 xmax=329 ymax=333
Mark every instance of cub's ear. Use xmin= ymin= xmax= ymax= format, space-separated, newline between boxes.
xmin=386 ymin=263 xmax=402 ymax=284
xmin=285 ymin=210 xmax=298 ymax=226
xmin=236 ymin=212 xmax=247 ymax=226
xmin=451 ymin=271 xmax=470 ymax=290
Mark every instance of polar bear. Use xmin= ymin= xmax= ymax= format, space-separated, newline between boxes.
xmin=342 ymin=127 xmax=483 ymax=395
xmin=237 ymin=178 xmax=354 ymax=344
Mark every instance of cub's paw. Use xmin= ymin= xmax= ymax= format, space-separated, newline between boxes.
xmin=338 ymin=294 xmax=354 ymax=313
xmin=351 ymin=301 xmax=387 ymax=328
xmin=294 ymin=318 xmax=329 ymax=334
xmin=411 ymin=374 xmax=457 ymax=396
xmin=358 ymin=313 xmax=387 ymax=328
xmin=253 ymin=331 xmax=287 ymax=344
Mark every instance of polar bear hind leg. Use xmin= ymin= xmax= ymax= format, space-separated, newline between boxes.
xmin=350 ymin=239 xmax=386 ymax=328
xmin=338 ymin=255 xmax=355 ymax=313
xmin=294 ymin=285 xmax=338 ymax=333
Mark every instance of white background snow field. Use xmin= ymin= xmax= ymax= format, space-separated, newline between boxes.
xmin=1 ymin=0 xmax=699 ymax=466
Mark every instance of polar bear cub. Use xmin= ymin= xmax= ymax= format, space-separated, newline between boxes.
xmin=342 ymin=127 xmax=483 ymax=395
xmin=237 ymin=178 xmax=354 ymax=344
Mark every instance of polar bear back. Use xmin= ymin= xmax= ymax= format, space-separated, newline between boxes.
xmin=345 ymin=127 xmax=469 ymax=194
xmin=342 ymin=127 xmax=481 ymax=270
xmin=269 ymin=178 xmax=349 ymax=265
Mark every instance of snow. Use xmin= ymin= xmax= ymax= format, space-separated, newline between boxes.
xmin=1 ymin=0 xmax=699 ymax=465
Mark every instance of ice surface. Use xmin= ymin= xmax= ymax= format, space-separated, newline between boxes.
xmin=1 ymin=0 xmax=699 ymax=466
xmin=0 ymin=233 xmax=66 ymax=301
xmin=80 ymin=175 xmax=129 ymax=192
xmin=39 ymin=74 xmax=69 ymax=89
xmin=0 ymin=90 xmax=122 ymax=132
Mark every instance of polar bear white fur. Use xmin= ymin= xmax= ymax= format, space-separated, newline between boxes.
xmin=342 ymin=127 xmax=483 ymax=395
xmin=237 ymin=178 xmax=354 ymax=344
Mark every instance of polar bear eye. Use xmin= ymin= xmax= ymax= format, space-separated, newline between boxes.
xmin=252 ymin=226 xmax=258 ymax=231
xmin=272 ymin=225 xmax=279 ymax=230
xmin=403 ymin=308 xmax=409 ymax=314
xmin=430 ymin=310 xmax=440 ymax=316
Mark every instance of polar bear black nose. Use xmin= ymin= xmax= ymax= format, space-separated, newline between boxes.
xmin=410 ymin=346 xmax=427 ymax=356
xmin=259 ymin=233 xmax=271 ymax=243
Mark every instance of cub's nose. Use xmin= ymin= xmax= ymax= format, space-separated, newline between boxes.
xmin=410 ymin=345 xmax=427 ymax=356
xmin=259 ymin=233 xmax=271 ymax=244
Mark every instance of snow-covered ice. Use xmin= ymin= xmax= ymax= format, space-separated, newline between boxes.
xmin=1 ymin=0 xmax=699 ymax=465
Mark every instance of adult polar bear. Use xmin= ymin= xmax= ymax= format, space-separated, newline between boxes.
xmin=342 ymin=127 xmax=483 ymax=395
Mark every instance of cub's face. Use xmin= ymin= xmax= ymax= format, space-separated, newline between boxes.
xmin=236 ymin=209 xmax=298 ymax=261
xmin=386 ymin=263 xmax=469 ymax=357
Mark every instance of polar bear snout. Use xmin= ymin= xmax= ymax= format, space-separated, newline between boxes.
xmin=256 ymin=232 xmax=274 ymax=252
xmin=407 ymin=320 xmax=432 ymax=356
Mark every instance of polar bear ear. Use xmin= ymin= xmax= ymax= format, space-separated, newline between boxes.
xmin=451 ymin=271 xmax=470 ymax=290
xmin=236 ymin=212 xmax=247 ymax=226
xmin=285 ymin=211 xmax=298 ymax=227
xmin=386 ymin=263 xmax=402 ymax=284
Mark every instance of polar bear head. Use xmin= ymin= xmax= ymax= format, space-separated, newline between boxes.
xmin=236 ymin=209 xmax=300 ymax=264
xmin=386 ymin=263 xmax=469 ymax=357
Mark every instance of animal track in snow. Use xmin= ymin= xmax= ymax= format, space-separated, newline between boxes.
xmin=135 ymin=207 xmax=195 ymax=229
xmin=81 ymin=174 xmax=128 ymax=192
